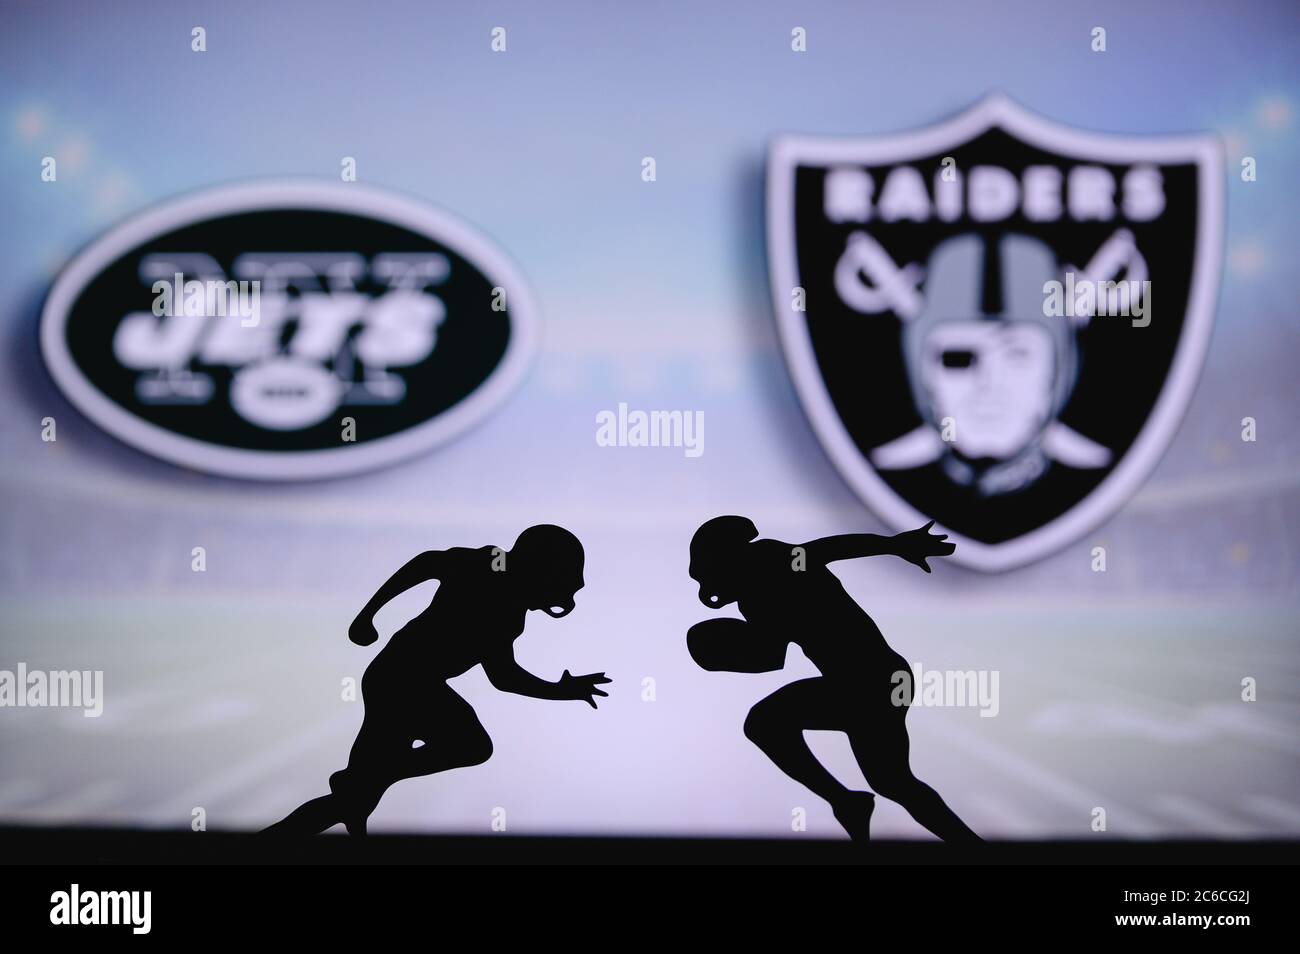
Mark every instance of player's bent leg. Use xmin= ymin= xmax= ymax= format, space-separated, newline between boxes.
xmin=400 ymin=691 xmax=494 ymax=780
xmin=329 ymin=768 xmax=389 ymax=836
xmin=743 ymin=678 xmax=854 ymax=807
xmin=830 ymin=791 xmax=877 ymax=842
xmin=325 ymin=687 xmax=494 ymax=835
xmin=263 ymin=794 xmax=343 ymax=835
xmin=402 ymin=724 xmax=493 ymax=778
xmin=330 ymin=711 xmax=406 ymax=835
xmin=265 ymin=710 xmax=398 ymax=836
xmin=867 ymin=769 xmax=981 ymax=843
xmin=853 ymin=715 xmax=981 ymax=844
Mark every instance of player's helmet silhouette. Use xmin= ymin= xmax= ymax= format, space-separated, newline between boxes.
xmin=689 ymin=515 xmax=759 ymax=608
xmin=902 ymin=232 xmax=1078 ymax=462
xmin=511 ymin=524 xmax=585 ymax=617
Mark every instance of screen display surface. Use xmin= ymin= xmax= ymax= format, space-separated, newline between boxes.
xmin=1 ymin=0 xmax=1296 ymax=844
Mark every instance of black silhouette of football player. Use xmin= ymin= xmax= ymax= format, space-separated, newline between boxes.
xmin=687 ymin=516 xmax=980 ymax=843
xmin=267 ymin=525 xmax=610 ymax=835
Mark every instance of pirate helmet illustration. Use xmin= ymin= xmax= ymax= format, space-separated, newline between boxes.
xmin=767 ymin=96 xmax=1222 ymax=570
xmin=869 ymin=231 xmax=1112 ymax=496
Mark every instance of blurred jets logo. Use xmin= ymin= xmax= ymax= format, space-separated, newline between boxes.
xmin=768 ymin=96 xmax=1222 ymax=571
xmin=41 ymin=181 xmax=538 ymax=479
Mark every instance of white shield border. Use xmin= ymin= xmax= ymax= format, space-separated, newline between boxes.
xmin=767 ymin=95 xmax=1224 ymax=572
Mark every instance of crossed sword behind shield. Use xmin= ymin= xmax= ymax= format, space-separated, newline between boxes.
xmin=832 ymin=229 xmax=1146 ymax=471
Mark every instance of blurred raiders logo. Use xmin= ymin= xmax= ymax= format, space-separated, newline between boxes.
xmin=768 ymin=96 xmax=1223 ymax=571
xmin=41 ymin=181 xmax=538 ymax=479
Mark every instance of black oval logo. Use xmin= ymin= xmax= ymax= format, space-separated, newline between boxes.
xmin=40 ymin=181 xmax=539 ymax=479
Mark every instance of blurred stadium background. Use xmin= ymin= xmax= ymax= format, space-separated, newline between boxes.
xmin=0 ymin=0 xmax=1296 ymax=839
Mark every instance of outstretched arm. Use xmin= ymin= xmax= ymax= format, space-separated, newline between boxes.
xmin=803 ymin=521 xmax=955 ymax=573
xmin=802 ymin=533 xmax=895 ymax=564
xmin=482 ymin=649 xmax=611 ymax=708
xmin=348 ymin=550 xmax=447 ymax=645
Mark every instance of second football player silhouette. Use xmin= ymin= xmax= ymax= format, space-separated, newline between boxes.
xmin=687 ymin=517 xmax=980 ymax=843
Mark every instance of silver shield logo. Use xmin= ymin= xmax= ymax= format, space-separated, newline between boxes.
xmin=767 ymin=96 xmax=1223 ymax=571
